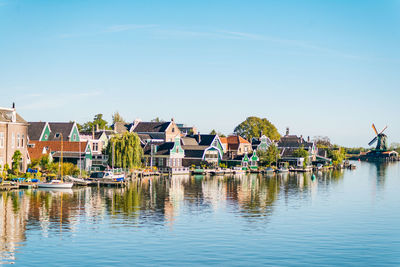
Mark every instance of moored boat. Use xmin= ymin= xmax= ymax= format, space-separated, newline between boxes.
xmin=89 ymin=171 xmax=125 ymax=182
xmin=38 ymin=180 xmax=74 ymax=189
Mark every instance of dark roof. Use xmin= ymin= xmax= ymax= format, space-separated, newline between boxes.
xmin=187 ymin=134 xmax=216 ymax=146
xmin=277 ymin=135 xmax=313 ymax=148
xmin=143 ymin=142 xmax=175 ymax=156
xmin=181 ymin=145 xmax=208 ymax=158
xmin=133 ymin=122 xmax=171 ymax=133
xmin=48 ymin=122 xmax=75 ymax=141
xmin=28 ymin=122 xmax=46 ymax=140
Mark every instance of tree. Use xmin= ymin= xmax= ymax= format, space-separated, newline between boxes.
xmin=313 ymin=136 xmax=332 ymax=148
xmin=257 ymin=144 xmax=280 ymax=166
xmin=112 ymin=112 xmax=125 ymax=124
xmin=328 ymin=146 xmax=346 ymax=167
xmin=106 ymin=132 xmax=143 ymax=169
xmin=210 ymin=129 xmax=226 ymax=137
xmin=292 ymin=146 xmax=309 ymax=168
xmin=234 ymin=117 xmax=280 ymax=141
xmin=11 ymin=150 xmax=22 ymax=174
xmin=151 ymin=117 xmax=164 ymax=122
xmin=81 ymin=114 xmax=110 ymax=132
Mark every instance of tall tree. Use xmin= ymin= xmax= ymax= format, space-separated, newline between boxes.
xmin=81 ymin=114 xmax=110 ymax=132
xmin=234 ymin=116 xmax=280 ymax=141
xmin=112 ymin=112 xmax=125 ymax=124
xmin=106 ymin=132 xmax=143 ymax=169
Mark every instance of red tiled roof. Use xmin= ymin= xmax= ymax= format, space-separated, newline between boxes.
xmin=28 ymin=141 xmax=88 ymax=160
xmin=220 ymin=137 xmax=227 ymax=144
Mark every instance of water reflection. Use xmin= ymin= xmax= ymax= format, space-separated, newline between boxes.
xmin=0 ymin=171 xmax=346 ymax=264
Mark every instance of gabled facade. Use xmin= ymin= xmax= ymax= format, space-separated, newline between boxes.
xmin=181 ymin=134 xmax=224 ymax=167
xmin=143 ymin=136 xmax=188 ymax=174
xmin=0 ymin=105 xmax=29 ymax=172
xmin=251 ymin=135 xmax=272 ymax=152
xmin=225 ymin=135 xmax=252 ymax=159
xmin=28 ymin=122 xmax=80 ymax=142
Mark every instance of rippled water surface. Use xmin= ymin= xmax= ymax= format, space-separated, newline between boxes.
xmin=1 ymin=161 xmax=400 ymax=266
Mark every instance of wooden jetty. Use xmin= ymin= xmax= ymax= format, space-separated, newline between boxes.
xmin=18 ymin=182 xmax=38 ymax=189
xmin=0 ymin=183 xmax=19 ymax=191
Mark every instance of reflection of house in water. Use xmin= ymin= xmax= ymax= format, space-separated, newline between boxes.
xmin=202 ymin=177 xmax=227 ymax=211
xmin=164 ymin=176 xmax=188 ymax=227
xmin=0 ymin=192 xmax=30 ymax=264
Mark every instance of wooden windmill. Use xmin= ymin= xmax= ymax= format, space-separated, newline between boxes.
xmin=368 ymin=124 xmax=388 ymax=151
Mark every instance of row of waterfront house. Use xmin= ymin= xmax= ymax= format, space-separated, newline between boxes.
xmin=0 ymin=104 xmax=332 ymax=174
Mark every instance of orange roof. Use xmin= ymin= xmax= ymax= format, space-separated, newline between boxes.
xmin=28 ymin=145 xmax=50 ymax=160
xmin=220 ymin=137 xmax=227 ymax=144
xmin=227 ymin=135 xmax=250 ymax=144
xmin=28 ymin=141 xmax=88 ymax=160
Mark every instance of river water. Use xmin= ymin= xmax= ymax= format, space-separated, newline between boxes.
xmin=0 ymin=161 xmax=399 ymax=266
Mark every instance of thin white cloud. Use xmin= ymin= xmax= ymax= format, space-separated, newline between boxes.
xmin=105 ymin=24 xmax=158 ymax=33
xmin=18 ymin=91 xmax=103 ymax=111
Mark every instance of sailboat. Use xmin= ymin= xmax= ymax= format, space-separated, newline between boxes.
xmin=38 ymin=132 xmax=73 ymax=189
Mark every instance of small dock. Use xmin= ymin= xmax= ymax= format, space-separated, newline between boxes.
xmin=0 ymin=183 xmax=19 ymax=191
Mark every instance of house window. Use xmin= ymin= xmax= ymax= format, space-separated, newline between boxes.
xmin=73 ymin=134 xmax=77 ymax=141
xmin=93 ymin=142 xmax=98 ymax=152
xmin=44 ymin=134 xmax=48 ymax=140
xmin=22 ymin=135 xmax=24 ymax=147
xmin=244 ymin=147 xmax=248 ymax=152
xmin=11 ymin=133 xmax=15 ymax=148
xmin=0 ymin=132 xmax=4 ymax=148
xmin=172 ymin=128 xmax=175 ymax=133
xmin=17 ymin=134 xmax=20 ymax=148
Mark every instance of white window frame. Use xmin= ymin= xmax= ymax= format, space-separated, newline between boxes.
xmin=11 ymin=133 xmax=15 ymax=148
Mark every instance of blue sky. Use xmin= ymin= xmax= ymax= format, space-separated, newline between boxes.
xmin=1 ymin=0 xmax=399 ymax=147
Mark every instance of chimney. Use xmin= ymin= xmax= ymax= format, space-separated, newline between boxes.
xmin=92 ymin=125 xmax=95 ymax=139
xmin=300 ymin=135 xmax=303 ymax=143
xmin=96 ymin=124 xmax=99 ymax=132
xmin=307 ymin=136 xmax=310 ymax=142
xmin=11 ymin=103 xmax=16 ymax=122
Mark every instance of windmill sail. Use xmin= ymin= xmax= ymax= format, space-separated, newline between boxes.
xmin=368 ymin=136 xmax=378 ymax=146
xmin=372 ymin=124 xmax=378 ymax=135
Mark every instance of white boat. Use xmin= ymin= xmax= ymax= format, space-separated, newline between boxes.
xmin=64 ymin=175 xmax=92 ymax=186
xmin=276 ymin=167 xmax=289 ymax=173
xmin=38 ymin=180 xmax=74 ymax=189
xmin=89 ymin=171 xmax=125 ymax=182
